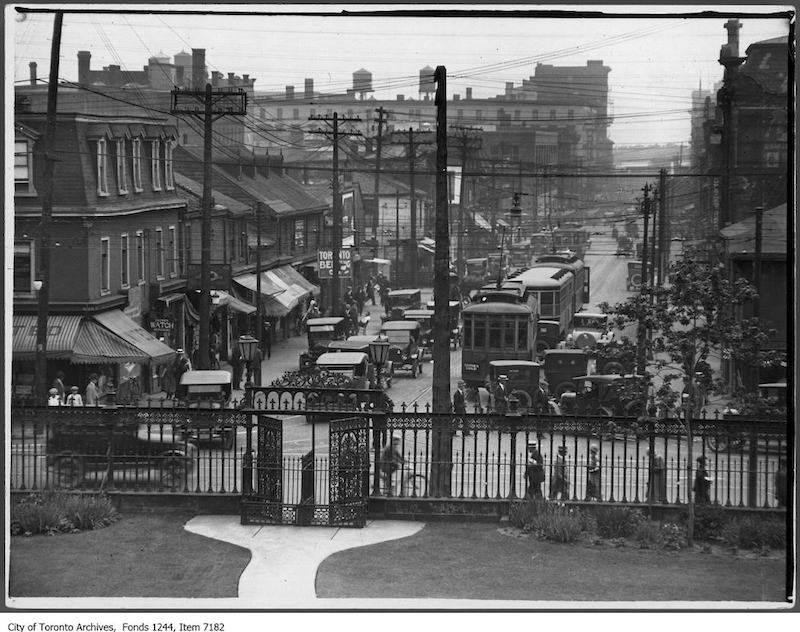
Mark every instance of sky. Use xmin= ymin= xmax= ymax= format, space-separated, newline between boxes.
xmin=7 ymin=3 xmax=792 ymax=145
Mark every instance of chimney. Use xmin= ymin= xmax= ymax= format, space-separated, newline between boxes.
xmin=243 ymin=74 xmax=249 ymax=84
xmin=191 ymin=48 xmax=205 ymax=89
xmin=78 ymin=50 xmax=91 ymax=86
xmin=304 ymin=78 xmax=314 ymax=98
xmin=453 ymin=94 xmax=460 ymax=101
xmin=397 ymin=94 xmax=405 ymax=101
xmin=227 ymin=72 xmax=236 ymax=85
xmin=505 ymin=81 xmax=513 ymax=95
xmin=175 ymin=65 xmax=184 ymax=86
xmin=724 ymin=18 xmax=741 ymax=57
xmin=286 ymin=85 xmax=295 ymax=99
xmin=29 ymin=62 xmax=37 ymax=86
xmin=108 ymin=64 xmax=122 ymax=87
xmin=211 ymin=70 xmax=221 ymax=87
xmin=465 ymin=87 xmax=472 ymax=99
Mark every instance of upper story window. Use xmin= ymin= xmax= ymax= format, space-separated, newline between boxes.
xmin=457 ymin=109 xmax=464 ymax=121
xmin=132 ymin=138 xmax=143 ymax=191
xmin=116 ymin=139 xmax=128 ymax=194
xmin=97 ymin=138 xmax=109 ymax=196
xmin=164 ymin=140 xmax=174 ymax=190
xmin=100 ymin=237 xmax=110 ymax=294
xmin=168 ymin=226 xmax=178 ymax=277
xmin=155 ymin=227 xmax=164 ymax=279
xmin=151 ymin=140 xmax=162 ymax=191
xmin=514 ymin=110 xmax=521 ymax=120
xmin=135 ymin=230 xmax=145 ymax=283
xmin=120 ymin=233 xmax=130 ymax=288
xmin=14 ymin=139 xmax=35 ymax=195
xmin=13 ymin=241 xmax=33 ymax=294
xmin=293 ymin=108 xmax=300 ymax=120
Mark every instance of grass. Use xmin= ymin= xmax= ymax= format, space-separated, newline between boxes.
xmin=8 ymin=512 xmax=251 ymax=598
xmin=315 ymin=522 xmax=789 ymax=602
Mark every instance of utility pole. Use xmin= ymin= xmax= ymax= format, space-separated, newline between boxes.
xmin=395 ymin=190 xmax=400 ymax=287
xmin=255 ymin=201 xmax=263 ymax=351
xmin=387 ymin=128 xmax=434 ymax=287
xmin=636 ymin=183 xmax=652 ymax=376
xmin=309 ymin=113 xmax=362 ymax=315
xmin=450 ymin=125 xmax=482 ymax=279
xmin=657 ymin=168 xmax=667 ymax=286
xmin=431 ymin=65 xmax=452 ymax=497
xmin=34 ymin=11 xmax=63 ymax=404
xmin=373 ymin=107 xmax=386 ymax=242
xmin=171 ymin=62 xmax=247 ymax=369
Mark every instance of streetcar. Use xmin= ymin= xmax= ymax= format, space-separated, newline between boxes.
xmin=551 ymin=225 xmax=589 ymax=258
xmin=508 ymin=240 xmax=532 ymax=270
xmin=505 ymin=265 xmax=575 ymax=341
xmin=531 ymin=252 xmax=590 ymax=314
xmin=461 ymin=289 xmax=538 ymax=392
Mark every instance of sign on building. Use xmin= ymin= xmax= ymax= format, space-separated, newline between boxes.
xmin=317 ymin=248 xmax=352 ymax=279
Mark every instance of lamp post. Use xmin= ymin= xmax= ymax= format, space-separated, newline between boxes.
xmin=368 ymin=335 xmax=390 ymax=391
xmin=368 ymin=334 xmax=391 ymax=493
xmin=238 ymin=334 xmax=260 ymax=386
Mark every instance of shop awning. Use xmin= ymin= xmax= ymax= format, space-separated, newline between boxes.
xmin=233 ymin=272 xmax=286 ymax=297
xmin=271 ymin=265 xmax=320 ymax=297
xmin=92 ymin=310 xmax=175 ymax=366
xmin=157 ymin=293 xmax=186 ymax=306
xmin=417 ymin=242 xmax=435 ymax=254
xmin=212 ymin=290 xmax=256 ymax=314
xmin=264 ymin=270 xmax=305 ymax=311
xmin=72 ymin=320 xmax=153 ymax=364
xmin=12 ymin=314 xmax=82 ymax=360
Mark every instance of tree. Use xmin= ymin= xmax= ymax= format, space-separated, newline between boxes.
xmin=599 ymin=254 xmax=778 ymax=545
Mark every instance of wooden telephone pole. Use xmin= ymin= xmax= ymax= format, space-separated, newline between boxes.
xmin=372 ymin=107 xmax=386 ymax=243
xmin=309 ymin=113 xmax=362 ymax=315
xmin=171 ymin=66 xmax=246 ymax=369
xmin=450 ymin=126 xmax=482 ymax=278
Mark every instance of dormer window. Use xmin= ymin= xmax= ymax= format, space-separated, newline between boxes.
xmin=97 ymin=137 xmax=109 ymax=196
xmin=164 ymin=140 xmax=174 ymax=190
xmin=151 ymin=139 xmax=161 ymax=191
xmin=116 ymin=139 xmax=128 ymax=194
xmin=132 ymin=138 xmax=143 ymax=191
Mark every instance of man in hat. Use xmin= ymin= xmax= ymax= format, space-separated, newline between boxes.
xmin=586 ymin=444 xmax=601 ymax=500
xmin=85 ymin=373 xmax=100 ymax=406
xmin=550 ymin=445 xmax=570 ymax=500
xmin=65 ymin=385 xmax=84 ymax=407
xmin=524 ymin=441 xmax=545 ymax=499
xmin=693 ymin=455 xmax=712 ymax=504
xmin=453 ymin=380 xmax=469 ymax=435
xmin=493 ymin=375 xmax=509 ymax=413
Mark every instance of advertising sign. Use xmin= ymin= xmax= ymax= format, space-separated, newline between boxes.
xmin=317 ymin=248 xmax=352 ymax=279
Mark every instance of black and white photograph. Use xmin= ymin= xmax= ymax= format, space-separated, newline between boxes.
xmin=4 ymin=1 xmax=794 ymax=620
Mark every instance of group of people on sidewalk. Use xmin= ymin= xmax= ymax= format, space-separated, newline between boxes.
xmin=47 ymin=370 xmax=115 ymax=407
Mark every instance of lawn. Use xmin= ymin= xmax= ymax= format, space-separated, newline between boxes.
xmin=315 ymin=522 xmax=789 ymax=602
xmin=8 ymin=512 xmax=251 ymax=598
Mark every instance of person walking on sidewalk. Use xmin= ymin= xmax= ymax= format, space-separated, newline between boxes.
xmin=586 ymin=444 xmax=601 ymax=501
xmin=549 ymin=445 xmax=570 ymax=500
xmin=230 ymin=342 xmax=243 ymax=390
xmin=246 ymin=344 xmax=263 ymax=386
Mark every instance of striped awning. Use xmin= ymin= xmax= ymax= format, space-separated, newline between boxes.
xmin=233 ymin=272 xmax=285 ymax=297
xmin=271 ymin=265 xmax=320 ymax=298
xmin=92 ymin=310 xmax=175 ymax=366
xmin=212 ymin=290 xmax=256 ymax=314
xmin=72 ymin=320 xmax=152 ymax=364
xmin=12 ymin=314 xmax=82 ymax=359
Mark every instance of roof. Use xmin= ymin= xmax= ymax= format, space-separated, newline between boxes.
xmin=180 ymin=370 xmax=233 ymax=385
xmin=462 ymin=301 xmax=532 ymax=315
xmin=328 ymin=340 xmax=372 ymax=351
xmin=316 ymin=352 xmax=368 ymax=365
xmin=174 ymin=173 xmax=251 ymax=215
xmin=346 ymin=335 xmax=380 ymax=343
xmin=12 ymin=314 xmax=82 ymax=359
xmin=381 ymin=321 xmax=421 ymax=330
xmin=543 ymin=349 xmax=587 ymax=357
xmin=306 ymin=317 xmax=346 ymax=326
xmin=720 ymin=204 xmax=787 ymax=255
xmin=489 ymin=360 xmax=541 ymax=368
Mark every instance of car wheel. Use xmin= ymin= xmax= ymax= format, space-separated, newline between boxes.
xmin=536 ymin=340 xmax=550 ymax=355
xmin=511 ymin=389 xmax=532 ymax=410
xmin=54 ymin=454 xmax=84 ymax=489
xmin=603 ymin=361 xmax=624 ymax=375
xmin=160 ymin=453 xmax=189 ymax=488
xmin=554 ymin=381 xmax=576 ymax=398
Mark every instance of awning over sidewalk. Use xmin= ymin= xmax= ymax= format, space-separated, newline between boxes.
xmin=12 ymin=314 xmax=82 ymax=360
xmin=263 ymin=269 xmax=306 ymax=316
xmin=92 ymin=310 xmax=175 ymax=366
xmin=271 ymin=264 xmax=320 ymax=297
xmin=212 ymin=290 xmax=256 ymax=314
xmin=72 ymin=320 xmax=153 ymax=364
xmin=233 ymin=272 xmax=285 ymax=297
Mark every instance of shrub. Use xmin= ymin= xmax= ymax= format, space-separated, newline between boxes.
xmin=659 ymin=523 xmax=685 ymax=550
xmin=633 ymin=521 xmax=661 ymax=549
xmin=509 ymin=499 xmax=586 ymax=543
xmin=720 ymin=516 xmax=787 ymax=550
xmin=594 ymin=506 xmax=646 ymax=538
xmin=689 ymin=504 xmax=728 ymax=542
xmin=10 ymin=491 xmax=117 ymax=536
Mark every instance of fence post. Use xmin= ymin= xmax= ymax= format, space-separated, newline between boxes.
xmin=297 ymin=450 xmax=315 ymax=526
xmin=747 ymin=427 xmax=758 ymax=507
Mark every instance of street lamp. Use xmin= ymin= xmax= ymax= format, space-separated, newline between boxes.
xmin=368 ymin=335 xmax=391 ymax=391
xmin=238 ymin=334 xmax=260 ymax=386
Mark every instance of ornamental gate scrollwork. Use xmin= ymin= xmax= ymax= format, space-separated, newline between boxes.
xmin=329 ymin=417 xmax=370 ymax=527
xmin=240 ymin=415 xmax=283 ymax=525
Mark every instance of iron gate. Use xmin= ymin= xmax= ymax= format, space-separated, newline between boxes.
xmin=240 ymin=414 xmax=370 ymax=527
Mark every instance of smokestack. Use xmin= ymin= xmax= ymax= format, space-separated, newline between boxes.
xmin=304 ymin=78 xmax=313 ymax=98
xmin=227 ymin=72 xmax=236 ymax=85
xmin=108 ymin=64 xmax=122 ymax=87
xmin=211 ymin=70 xmax=221 ymax=87
xmin=465 ymin=87 xmax=472 ymax=100
xmin=175 ymin=65 xmax=184 ymax=86
xmin=191 ymin=48 xmax=205 ymax=90
xmin=242 ymin=74 xmax=249 ymax=84
xmin=29 ymin=62 xmax=37 ymax=86
xmin=78 ymin=51 xmax=91 ymax=86
xmin=505 ymin=81 xmax=513 ymax=95
xmin=286 ymin=85 xmax=295 ymax=99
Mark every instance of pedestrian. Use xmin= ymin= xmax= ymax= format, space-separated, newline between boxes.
xmin=549 ymin=445 xmax=570 ymax=500
xmin=379 ymin=283 xmax=390 ymax=310
xmin=774 ymin=458 xmax=787 ymax=508
xmin=646 ymin=448 xmax=667 ymax=503
xmin=493 ymin=375 xmax=509 ymax=413
xmin=65 ymin=385 xmax=84 ymax=407
xmin=85 ymin=373 xmax=100 ymax=406
xmin=586 ymin=444 xmax=601 ymax=501
xmin=247 ymin=344 xmax=263 ymax=386
xmin=452 ymin=379 xmax=469 ymax=435
xmin=693 ymin=455 xmax=712 ymax=504
xmin=348 ymin=302 xmax=360 ymax=335
xmin=51 ymin=370 xmax=66 ymax=404
xmin=230 ymin=342 xmax=243 ymax=390
xmin=47 ymin=387 xmax=61 ymax=407
xmin=355 ymin=284 xmax=365 ymax=315
xmin=524 ymin=441 xmax=545 ymax=499
xmin=174 ymin=349 xmax=191 ymax=399
xmin=367 ymin=276 xmax=376 ymax=305
xmin=262 ymin=320 xmax=272 ymax=359
xmin=380 ymin=435 xmax=406 ymax=496
xmin=344 ymin=285 xmax=354 ymax=305
xmin=161 ymin=358 xmax=177 ymax=399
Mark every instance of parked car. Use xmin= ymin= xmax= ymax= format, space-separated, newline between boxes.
xmin=47 ymin=412 xmax=198 ymax=489
xmin=557 ymin=374 xmax=646 ymax=417
xmin=300 ymin=317 xmax=349 ymax=370
xmin=177 ymin=369 xmax=236 ymax=449
xmin=488 ymin=360 xmax=550 ymax=413
xmin=426 ymin=299 xmax=463 ymax=349
xmin=381 ymin=320 xmax=423 ymax=377
xmin=615 ymin=234 xmax=634 ymax=257
xmin=542 ymin=349 xmax=591 ymax=397
xmin=381 ymin=289 xmax=422 ymax=322
xmin=535 ymin=320 xmax=562 ymax=355
xmin=570 ymin=312 xmax=614 ymax=349
xmin=315 ymin=352 xmax=372 ymax=390
xmin=327 ymin=337 xmax=393 ymax=388
xmin=403 ymin=309 xmax=434 ymax=360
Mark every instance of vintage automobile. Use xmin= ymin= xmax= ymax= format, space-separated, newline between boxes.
xmin=315 ymin=352 xmax=372 ymax=390
xmin=570 ymin=312 xmax=614 ymax=350
xmin=557 ymin=374 xmax=646 ymax=417
xmin=542 ymin=349 xmax=591 ymax=397
xmin=381 ymin=289 xmax=422 ymax=322
xmin=626 ymin=260 xmax=643 ymax=291
xmin=327 ymin=337 xmax=394 ymax=388
xmin=47 ymin=411 xmax=198 ymax=489
xmin=535 ymin=320 xmax=562 ymax=355
xmin=177 ymin=369 xmax=237 ymax=449
xmin=403 ymin=309 xmax=434 ymax=360
xmin=380 ymin=320 xmax=423 ymax=377
xmin=426 ymin=299 xmax=463 ymax=349
xmin=299 ymin=316 xmax=349 ymax=370
xmin=615 ymin=234 xmax=634 ymax=257
xmin=592 ymin=339 xmax=637 ymax=375
xmin=487 ymin=360 xmax=550 ymax=413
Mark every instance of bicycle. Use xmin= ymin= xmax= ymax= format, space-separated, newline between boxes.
xmin=381 ymin=467 xmax=427 ymax=497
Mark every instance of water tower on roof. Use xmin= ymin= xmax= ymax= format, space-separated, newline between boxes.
xmin=419 ymin=65 xmax=435 ymax=99
xmin=353 ymin=68 xmax=372 ymax=100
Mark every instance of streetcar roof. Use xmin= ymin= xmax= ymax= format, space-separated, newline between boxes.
xmin=508 ymin=266 xmax=573 ymax=287
xmin=462 ymin=301 xmax=534 ymax=314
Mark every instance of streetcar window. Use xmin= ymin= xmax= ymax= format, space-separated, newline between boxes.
xmin=474 ymin=319 xmax=486 ymax=348
xmin=504 ymin=319 xmax=515 ymax=348
xmin=540 ymin=291 xmax=554 ymax=315
xmin=463 ymin=318 xmax=472 ymax=347
xmin=489 ymin=322 xmax=501 ymax=349
xmin=517 ymin=321 xmax=528 ymax=350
